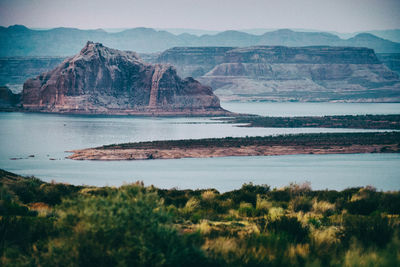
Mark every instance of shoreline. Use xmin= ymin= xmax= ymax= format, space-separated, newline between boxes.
xmin=68 ymin=132 xmax=400 ymax=161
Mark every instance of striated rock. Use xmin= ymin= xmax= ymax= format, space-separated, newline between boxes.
xmin=157 ymin=46 xmax=400 ymax=102
xmin=156 ymin=47 xmax=234 ymax=78
xmin=22 ymin=42 xmax=228 ymax=115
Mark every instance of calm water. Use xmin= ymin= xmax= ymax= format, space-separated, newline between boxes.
xmin=3 ymin=153 xmax=400 ymax=192
xmin=1 ymin=102 xmax=399 ymax=191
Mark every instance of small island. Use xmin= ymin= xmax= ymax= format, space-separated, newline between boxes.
xmin=68 ymin=132 xmax=400 ymax=160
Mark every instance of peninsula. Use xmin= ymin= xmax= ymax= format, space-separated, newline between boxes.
xmin=68 ymin=132 xmax=400 ymax=160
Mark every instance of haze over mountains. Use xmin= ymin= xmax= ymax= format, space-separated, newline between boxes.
xmin=1 ymin=25 xmax=400 ymax=56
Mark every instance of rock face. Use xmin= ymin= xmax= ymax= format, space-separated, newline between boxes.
xmin=156 ymin=46 xmax=400 ymax=102
xmin=22 ymin=42 xmax=227 ymax=115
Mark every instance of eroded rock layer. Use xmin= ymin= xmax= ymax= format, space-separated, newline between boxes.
xmin=22 ymin=42 xmax=227 ymax=115
xmin=156 ymin=46 xmax=400 ymax=102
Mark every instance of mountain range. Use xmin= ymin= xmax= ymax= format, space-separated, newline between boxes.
xmin=1 ymin=25 xmax=400 ymax=56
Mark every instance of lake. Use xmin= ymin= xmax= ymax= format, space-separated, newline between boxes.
xmin=1 ymin=102 xmax=399 ymax=191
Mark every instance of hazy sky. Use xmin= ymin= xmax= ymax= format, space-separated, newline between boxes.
xmin=0 ymin=0 xmax=399 ymax=32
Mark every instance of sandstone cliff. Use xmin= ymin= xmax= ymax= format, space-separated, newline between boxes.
xmin=22 ymin=42 xmax=227 ymax=115
xmin=156 ymin=46 xmax=400 ymax=102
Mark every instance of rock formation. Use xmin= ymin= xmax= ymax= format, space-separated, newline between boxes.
xmin=0 ymin=86 xmax=20 ymax=109
xmin=22 ymin=42 xmax=228 ymax=115
xmin=156 ymin=46 xmax=400 ymax=102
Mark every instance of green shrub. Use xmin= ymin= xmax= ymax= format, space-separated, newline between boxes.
xmin=341 ymin=214 xmax=394 ymax=248
xmin=238 ymin=202 xmax=256 ymax=217
xmin=291 ymin=196 xmax=313 ymax=213
xmin=40 ymin=185 xmax=207 ymax=266
xmin=222 ymin=183 xmax=270 ymax=206
xmin=267 ymin=216 xmax=309 ymax=243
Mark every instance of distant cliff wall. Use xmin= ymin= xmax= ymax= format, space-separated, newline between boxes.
xmin=156 ymin=46 xmax=400 ymax=102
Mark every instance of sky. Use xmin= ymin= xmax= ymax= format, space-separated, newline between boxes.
xmin=0 ymin=0 xmax=399 ymax=32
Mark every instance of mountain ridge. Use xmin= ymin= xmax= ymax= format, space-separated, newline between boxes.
xmin=1 ymin=25 xmax=400 ymax=56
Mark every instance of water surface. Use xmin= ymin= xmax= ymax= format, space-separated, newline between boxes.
xmin=1 ymin=105 xmax=399 ymax=191
xmin=221 ymin=102 xmax=400 ymax=116
xmin=3 ymin=153 xmax=399 ymax=192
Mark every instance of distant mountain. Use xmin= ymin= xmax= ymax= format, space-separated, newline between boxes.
xmin=1 ymin=25 xmax=400 ymax=56
xmin=365 ymin=30 xmax=400 ymax=43
xmin=256 ymin=29 xmax=341 ymax=46
xmin=344 ymin=33 xmax=400 ymax=54
xmin=334 ymin=30 xmax=400 ymax=43
xmin=155 ymin=28 xmax=220 ymax=36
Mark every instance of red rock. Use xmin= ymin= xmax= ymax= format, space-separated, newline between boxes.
xmin=22 ymin=41 xmax=229 ymax=115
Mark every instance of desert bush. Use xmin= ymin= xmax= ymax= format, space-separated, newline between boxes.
xmin=0 ymin=216 xmax=54 ymax=259
xmin=343 ymin=238 xmax=400 ymax=267
xmin=255 ymin=196 xmax=270 ymax=215
xmin=345 ymin=198 xmax=379 ymax=215
xmin=267 ymin=216 xmax=309 ymax=243
xmin=341 ymin=214 xmax=394 ymax=248
xmin=309 ymin=226 xmax=340 ymax=264
xmin=40 ymin=185 xmax=207 ymax=266
xmin=222 ymin=183 xmax=270 ymax=206
xmin=290 ymin=196 xmax=313 ymax=213
xmin=201 ymin=190 xmax=217 ymax=201
xmin=269 ymin=189 xmax=291 ymax=202
xmin=238 ymin=202 xmax=256 ymax=217
xmin=312 ymin=199 xmax=336 ymax=216
xmin=6 ymin=177 xmax=81 ymax=206
xmin=379 ymin=192 xmax=400 ymax=214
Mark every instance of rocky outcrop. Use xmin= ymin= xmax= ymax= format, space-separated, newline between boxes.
xmin=0 ymin=86 xmax=20 ymax=109
xmin=21 ymin=42 xmax=228 ymax=115
xmin=156 ymin=46 xmax=400 ymax=102
xmin=377 ymin=53 xmax=400 ymax=75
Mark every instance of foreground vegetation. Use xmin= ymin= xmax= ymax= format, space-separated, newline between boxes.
xmin=226 ymin=114 xmax=400 ymax=130
xmin=1 ymin=169 xmax=400 ymax=266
